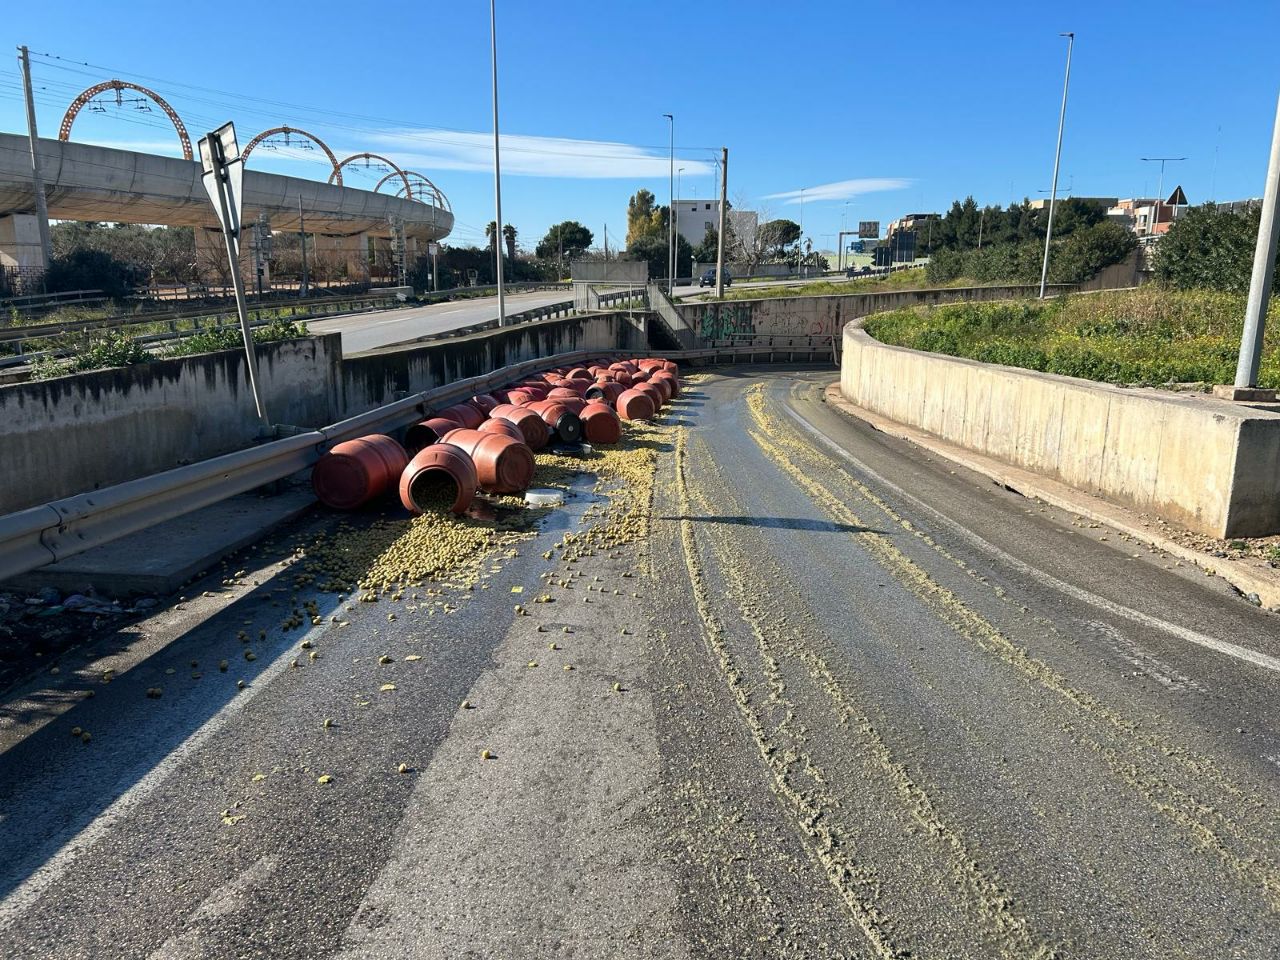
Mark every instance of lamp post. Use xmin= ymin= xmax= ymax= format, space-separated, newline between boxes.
xmin=664 ymin=113 xmax=674 ymax=294
xmin=1038 ymin=31 xmax=1075 ymax=300
xmin=798 ymin=187 xmax=806 ymax=278
xmin=489 ymin=0 xmax=506 ymax=325
xmin=1140 ymin=156 xmax=1186 ymax=235
xmin=1232 ymin=93 xmax=1280 ymax=392
xmin=676 ymin=166 xmax=685 ymax=282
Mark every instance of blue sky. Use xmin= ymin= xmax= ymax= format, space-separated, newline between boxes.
xmin=4 ymin=0 xmax=1280 ymax=253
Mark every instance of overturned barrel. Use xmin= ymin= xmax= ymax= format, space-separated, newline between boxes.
xmin=581 ymin=401 xmax=622 ymax=444
xmin=479 ymin=417 xmax=527 ymax=442
xmin=490 ymin=403 xmax=551 ymax=449
xmin=404 ymin=416 xmax=465 ymax=455
xmin=616 ymin=388 xmax=656 ymax=421
xmin=312 ymin=435 xmax=410 ymax=510
xmin=435 ymin=403 xmax=485 ymax=430
xmin=527 ymin=399 xmax=583 ymax=444
xmin=442 ymin=428 xmax=536 ymax=494
xmin=399 ymin=444 xmax=478 ymax=515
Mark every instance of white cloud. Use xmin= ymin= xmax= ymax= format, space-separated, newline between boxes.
xmin=358 ymin=128 xmax=715 ymax=180
xmin=764 ymin=177 xmax=913 ymax=204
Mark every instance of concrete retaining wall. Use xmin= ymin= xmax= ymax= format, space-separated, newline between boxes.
xmin=339 ymin=312 xmax=646 ymax=417
xmin=0 ymin=337 xmax=339 ymax=514
xmin=841 ymin=322 xmax=1280 ymax=538
xmin=0 ymin=312 xmax=647 ymax=515
xmin=679 ymin=284 xmax=1073 ymax=342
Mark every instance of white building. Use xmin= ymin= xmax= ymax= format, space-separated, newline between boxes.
xmin=672 ymin=199 xmax=757 ymax=250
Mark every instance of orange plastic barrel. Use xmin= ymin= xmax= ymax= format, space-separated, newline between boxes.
xmin=399 ymin=443 xmax=478 ymax=515
xmin=647 ymin=375 xmax=673 ymax=403
xmin=566 ymin=367 xmax=593 ymax=382
xmin=404 ymin=416 xmax=463 ymax=455
xmin=471 ymin=393 xmax=500 ymax=414
xmin=441 ymin=428 xmax=536 ymax=494
xmin=548 ymin=386 xmax=584 ymax=402
xmin=479 ymin=417 xmax=526 ymax=442
xmin=490 ymin=403 xmax=551 ymax=449
xmin=616 ymin=388 xmax=656 ymax=421
xmin=581 ymin=402 xmax=622 ymax=444
xmin=527 ymin=399 xmax=583 ymax=443
xmin=312 ymin=434 xmax=409 ymax=510
xmin=651 ymin=370 xmax=680 ymax=398
xmin=436 ymin=403 xmax=485 ymax=430
xmin=636 ymin=382 xmax=664 ymax=410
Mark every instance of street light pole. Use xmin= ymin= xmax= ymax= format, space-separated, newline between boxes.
xmin=489 ymin=0 xmax=507 ymax=325
xmin=676 ymin=166 xmax=684 ymax=283
xmin=297 ymin=194 xmax=308 ymax=297
xmin=664 ymin=114 xmax=674 ymax=294
xmin=715 ymin=146 xmax=728 ymax=298
xmin=798 ymin=187 xmax=806 ymax=278
xmin=1038 ymin=31 xmax=1075 ymax=300
xmin=1140 ymin=156 xmax=1186 ymax=235
xmin=1234 ymin=92 xmax=1280 ymax=391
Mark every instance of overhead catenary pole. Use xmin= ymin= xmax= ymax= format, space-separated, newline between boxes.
xmin=1234 ymin=91 xmax=1280 ymax=390
xmin=489 ymin=0 xmax=507 ymax=325
xmin=17 ymin=45 xmax=53 ymax=271
xmin=715 ymin=147 xmax=728 ymax=298
xmin=1039 ymin=31 xmax=1074 ymax=299
xmin=664 ymin=114 xmax=674 ymax=294
xmin=297 ymin=194 xmax=308 ymax=297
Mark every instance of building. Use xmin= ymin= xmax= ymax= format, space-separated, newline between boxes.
xmin=884 ymin=212 xmax=938 ymax=237
xmin=672 ymin=199 xmax=757 ymax=251
xmin=1027 ymin=196 xmax=1118 ymax=212
xmin=1107 ymin=193 xmax=1186 ymax=237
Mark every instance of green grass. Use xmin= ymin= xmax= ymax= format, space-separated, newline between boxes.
xmin=863 ymin=287 xmax=1280 ymax=389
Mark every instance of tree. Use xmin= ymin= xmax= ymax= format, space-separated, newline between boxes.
xmin=45 ymin=248 xmax=144 ymax=299
xmin=758 ymin=219 xmax=801 ymax=260
xmin=622 ymin=232 xmax=693 ymax=282
xmin=1154 ymin=203 xmax=1266 ymax=292
xmin=626 ymin=189 xmax=665 ymax=246
xmin=535 ymin=221 xmax=593 ymax=262
xmin=503 ymin=223 xmax=517 ymax=262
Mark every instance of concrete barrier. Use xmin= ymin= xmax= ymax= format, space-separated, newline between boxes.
xmin=841 ymin=320 xmax=1280 ymax=538
xmin=0 ymin=311 xmax=647 ymax=515
xmin=679 ymin=284 xmax=1074 ymax=342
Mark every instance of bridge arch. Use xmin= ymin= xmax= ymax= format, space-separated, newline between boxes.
xmin=330 ymin=153 xmax=412 ymax=198
xmin=374 ymin=169 xmax=451 ymax=212
xmin=241 ymin=126 xmax=343 ymax=184
xmin=59 ymin=79 xmax=193 ymax=161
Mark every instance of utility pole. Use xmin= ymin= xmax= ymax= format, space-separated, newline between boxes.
xmin=664 ymin=114 xmax=674 ymax=294
xmin=798 ymin=187 xmax=806 ymax=278
xmin=1039 ymin=31 xmax=1074 ymax=300
xmin=977 ymin=207 xmax=985 ymax=250
xmin=297 ymin=194 xmax=308 ymax=298
xmin=1232 ymin=91 xmax=1280 ymax=393
xmin=603 ymin=223 xmax=609 ymax=262
xmin=715 ymin=147 xmax=728 ymax=298
xmin=1140 ymin=156 xmax=1186 ymax=235
xmin=17 ymin=45 xmax=53 ymax=271
xmin=676 ymin=166 xmax=684 ymax=284
xmin=558 ymin=224 xmax=563 ymax=280
xmin=489 ymin=0 xmax=507 ymax=325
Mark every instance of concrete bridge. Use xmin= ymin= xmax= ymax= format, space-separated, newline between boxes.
xmin=0 ymin=133 xmax=454 ymax=284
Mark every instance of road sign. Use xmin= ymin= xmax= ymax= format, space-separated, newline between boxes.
xmin=1167 ymin=185 xmax=1188 ymax=206
xmin=427 ymin=242 xmax=440 ymax=256
xmin=858 ymin=220 xmax=880 ymax=239
xmin=199 ymin=123 xmax=244 ymax=242
xmin=199 ymin=122 xmax=268 ymax=428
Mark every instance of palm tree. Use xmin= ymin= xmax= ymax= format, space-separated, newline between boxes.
xmin=503 ymin=223 xmax=517 ymax=263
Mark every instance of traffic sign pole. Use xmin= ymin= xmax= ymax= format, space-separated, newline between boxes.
xmin=200 ymin=123 xmax=270 ymax=429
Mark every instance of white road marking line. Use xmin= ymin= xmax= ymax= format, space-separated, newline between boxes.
xmin=782 ymin=401 xmax=1280 ymax=676
xmin=0 ymin=612 xmax=336 ymax=931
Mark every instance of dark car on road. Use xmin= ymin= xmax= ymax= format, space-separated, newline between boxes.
xmin=699 ymin=267 xmax=732 ymax=287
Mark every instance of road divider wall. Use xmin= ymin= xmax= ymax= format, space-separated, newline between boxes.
xmin=0 ymin=312 xmax=646 ymax=515
xmin=841 ymin=319 xmax=1280 ymax=538
xmin=679 ymin=284 xmax=1074 ymax=342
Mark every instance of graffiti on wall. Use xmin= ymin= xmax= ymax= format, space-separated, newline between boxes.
xmin=696 ymin=303 xmax=756 ymax=341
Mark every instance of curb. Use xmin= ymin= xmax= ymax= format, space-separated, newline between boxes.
xmin=822 ymin=383 xmax=1280 ymax=612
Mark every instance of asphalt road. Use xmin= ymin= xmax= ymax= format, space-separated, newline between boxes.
xmin=309 ymin=290 xmax=577 ymax=354
xmin=0 ymin=369 xmax=1277 ymax=958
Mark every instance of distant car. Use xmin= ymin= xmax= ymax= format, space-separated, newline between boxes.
xmin=699 ymin=267 xmax=732 ymax=287
xmin=845 ymin=266 xmax=873 ymax=277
